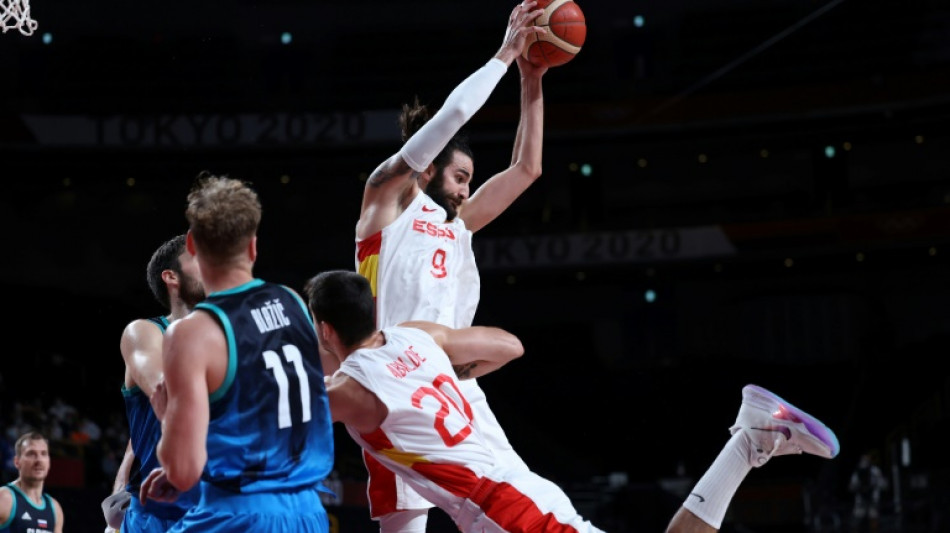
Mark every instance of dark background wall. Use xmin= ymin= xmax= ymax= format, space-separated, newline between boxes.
xmin=2 ymin=0 xmax=949 ymax=531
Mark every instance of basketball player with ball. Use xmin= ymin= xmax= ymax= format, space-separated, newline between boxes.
xmin=350 ymin=1 xmax=554 ymax=531
xmin=346 ymin=0 xmax=839 ymax=531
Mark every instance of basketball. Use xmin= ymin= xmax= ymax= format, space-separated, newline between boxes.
xmin=522 ymin=0 xmax=587 ymax=68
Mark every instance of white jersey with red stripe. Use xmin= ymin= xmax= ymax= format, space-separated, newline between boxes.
xmin=357 ymin=191 xmax=480 ymax=329
xmin=356 ymin=191 xmax=528 ymax=515
xmin=339 ymin=326 xmax=603 ymax=533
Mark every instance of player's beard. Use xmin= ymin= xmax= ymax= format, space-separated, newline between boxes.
xmin=179 ymin=271 xmax=206 ymax=308
xmin=425 ymin=172 xmax=458 ymax=221
xmin=21 ymin=464 xmax=48 ymax=484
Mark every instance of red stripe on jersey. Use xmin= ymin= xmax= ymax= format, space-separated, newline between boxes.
xmin=357 ymin=231 xmax=382 ymax=261
xmin=480 ymin=481 xmax=581 ymax=532
xmin=362 ymin=427 xmax=394 ymax=450
xmin=364 ymin=451 xmax=400 ymax=517
xmin=411 ymin=463 xmax=582 ymax=532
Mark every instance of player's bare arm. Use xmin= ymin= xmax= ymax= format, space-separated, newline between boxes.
xmin=156 ymin=312 xmax=222 ymax=492
xmin=0 ymin=486 xmax=12 ymax=524
xmin=359 ymin=2 xmax=544 ymax=241
xmin=103 ymin=441 xmax=134 ymax=529
xmin=452 ymin=362 xmax=479 ymax=379
xmin=53 ymin=498 xmax=64 ymax=533
xmin=112 ymin=439 xmax=134 ymax=493
xmin=327 ymin=374 xmax=387 ymax=434
xmin=357 ymin=154 xmax=423 ymax=240
xmin=402 ymin=321 xmax=524 ymax=378
xmin=462 ymin=56 xmax=546 ymax=233
xmin=120 ymin=318 xmax=166 ymax=396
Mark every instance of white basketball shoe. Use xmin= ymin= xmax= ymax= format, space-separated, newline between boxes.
xmin=731 ymin=384 xmax=840 ymax=467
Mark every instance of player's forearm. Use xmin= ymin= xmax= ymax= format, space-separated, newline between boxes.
xmin=446 ymin=326 xmax=524 ymax=377
xmin=512 ymin=75 xmax=544 ymax=175
xmin=157 ymin=435 xmax=205 ymax=492
xmin=157 ymin=412 xmax=206 ymax=491
xmin=112 ymin=440 xmax=135 ymax=493
xmin=399 ymin=59 xmax=507 ymax=172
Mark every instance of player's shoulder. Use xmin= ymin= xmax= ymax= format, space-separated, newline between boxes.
xmin=165 ymin=309 xmax=227 ymax=352
xmin=119 ymin=318 xmax=166 ymax=357
xmin=122 ymin=317 xmax=165 ymax=337
xmin=167 ymin=310 xmax=217 ymax=335
xmin=0 ymin=485 xmax=13 ymax=513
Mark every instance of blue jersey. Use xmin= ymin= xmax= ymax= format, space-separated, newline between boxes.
xmin=197 ymin=279 xmax=334 ymax=493
xmin=1 ymin=483 xmax=55 ymax=533
xmin=122 ymin=316 xmax=200 ymax=523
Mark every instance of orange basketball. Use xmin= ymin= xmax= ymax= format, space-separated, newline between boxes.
xmin=522 ymin=0 xmax=587 ymax=68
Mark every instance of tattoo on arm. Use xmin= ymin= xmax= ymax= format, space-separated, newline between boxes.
xmin=367 ymin=159 xmax=416 ymax=188
xmin=453 ymin=362 xmax=477 ymax=379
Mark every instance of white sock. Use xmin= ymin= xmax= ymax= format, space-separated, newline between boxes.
xmin=681 ymin=431 xmax=753 ymax=529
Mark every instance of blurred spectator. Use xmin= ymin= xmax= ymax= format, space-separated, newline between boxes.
xmin=849 ymin=451 xmax=887 ymax=533
xmin=102 ymin=411 xmax=129 ymax=453
xmin=0 ymin=436 xmax=15 ymax=483
xmin=320 ymin=469 xmax=344 ymax=507
xmin=47 ymin=396 xmax=77 ymax=426
xmin=0 ymin=371 xmax=7 ymax=412
xmin=78 ymin=415 xmax=102 ymax=442
xmin=41 ymin=419 xmax=63 ymax=442
xmin=19 ymin=398 xmax=47 ymax=431
xmin=100 ymin=446 xmax=120 ymax=490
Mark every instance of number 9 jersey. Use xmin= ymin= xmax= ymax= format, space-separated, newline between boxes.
xmin=356 ymin=191 xmax=479 ymax=331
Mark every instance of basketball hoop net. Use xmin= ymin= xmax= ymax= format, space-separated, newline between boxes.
xmin=1 ymin=0 xmax=38 ymax=36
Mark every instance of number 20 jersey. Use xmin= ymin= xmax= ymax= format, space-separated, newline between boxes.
xmin=196 ymin=279 xmax=334 ymax=493
xmin=340 ymin=326 xmax=495 ymax=487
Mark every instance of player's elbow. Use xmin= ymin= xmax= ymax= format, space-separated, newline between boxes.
xmin=514 ymin=160 xmax=542 ymax=183
xmin=504 ymin=334 xmax=525 ymax=362
xmin=162 ymin=452 xmax=205 ymax=492
xmin=527 ymin=164 xmax=542 ymax=182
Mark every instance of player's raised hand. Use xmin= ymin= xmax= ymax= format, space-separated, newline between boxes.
xmin=496 ymin=1 xmax=548 ymax=65
xmin=516 ymin=53 xmax=548 ymax=79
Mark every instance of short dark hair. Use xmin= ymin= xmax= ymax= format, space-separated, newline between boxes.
xmin=303 ymin=271 xmax=376 ymax=347
xmin=14 ymin=431 xmax=47 ymax=457
xmin=146 ymin=234 xmax=187 ymax=310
